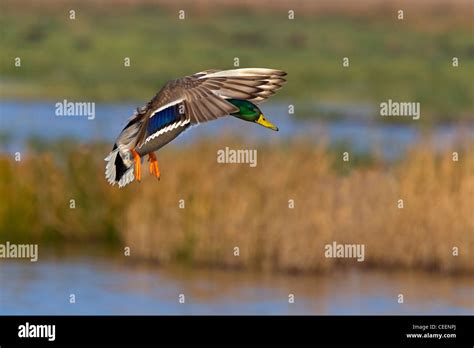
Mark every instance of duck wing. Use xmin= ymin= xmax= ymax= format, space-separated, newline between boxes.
xmin=124 ymin=68 xmax=287 ymax=148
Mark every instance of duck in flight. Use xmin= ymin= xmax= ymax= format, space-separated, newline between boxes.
xmin=105 ymin=68 xmax=287 ymax=187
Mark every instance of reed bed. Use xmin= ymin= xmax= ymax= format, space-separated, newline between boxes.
xmin=0 ymin=138 xmax=472 ymax=274
xmin=123 ymin=139 xmax=473 ymax=273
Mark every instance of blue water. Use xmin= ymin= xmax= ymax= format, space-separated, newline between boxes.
xmin=1 ymin=101 xmax=470 ymax=158
xmin=0 ymin=255 xmax=472 ymax=315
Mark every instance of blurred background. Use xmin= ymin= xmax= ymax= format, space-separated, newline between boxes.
xmin=0 ymin=0 xmax=473 ymax=314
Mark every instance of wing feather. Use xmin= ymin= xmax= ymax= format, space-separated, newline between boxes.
xmin=120 ymin=68 xmax=286 ymax=146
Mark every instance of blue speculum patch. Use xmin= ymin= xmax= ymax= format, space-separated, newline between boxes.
xmin=147 ymin=105 xmax=179 ymax=134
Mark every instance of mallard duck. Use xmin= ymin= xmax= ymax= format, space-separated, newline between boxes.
xmin=105 ymin=68 xmax=286 ymax=187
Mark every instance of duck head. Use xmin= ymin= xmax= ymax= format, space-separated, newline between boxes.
xmin=228 ymin=99 xmax=279 ymax=131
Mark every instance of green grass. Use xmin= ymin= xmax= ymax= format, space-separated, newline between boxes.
xmin=0 ymin=3 xmax=473 ymax=121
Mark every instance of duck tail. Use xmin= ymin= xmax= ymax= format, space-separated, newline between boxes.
xmin=104 ymin=144 xmax=135 ymax=188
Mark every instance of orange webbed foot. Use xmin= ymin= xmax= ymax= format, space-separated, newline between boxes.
xmin=148 ymin=152 xmax=161 ymax=180
xmin=131 ymin=148 xmax=141 ymax=182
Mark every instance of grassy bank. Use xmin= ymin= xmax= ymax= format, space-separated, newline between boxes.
xmin=0 ymin=0 xmax=473 ymax=121
xmin=0 ymin=136 xmax=472 ymax=274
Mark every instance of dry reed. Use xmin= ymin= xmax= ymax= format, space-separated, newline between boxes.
xmin=1 ymin=137 xmax=472 ymax=274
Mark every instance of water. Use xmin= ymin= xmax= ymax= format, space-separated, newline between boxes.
xmin=0 ymin=253 xmax=472 ymax=315
xmin=1 ymin=101 xmax=470 ymax=158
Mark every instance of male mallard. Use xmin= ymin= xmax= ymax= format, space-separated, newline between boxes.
xmin=105 ymin=68 xmax=286 ymax=187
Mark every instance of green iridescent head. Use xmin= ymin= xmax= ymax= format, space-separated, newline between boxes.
xmin=228 ymin=99 xmax=278 ymax=131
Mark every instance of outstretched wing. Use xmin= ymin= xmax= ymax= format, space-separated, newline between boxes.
xmin=120 ymin=68 xmax=287 ymax=148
